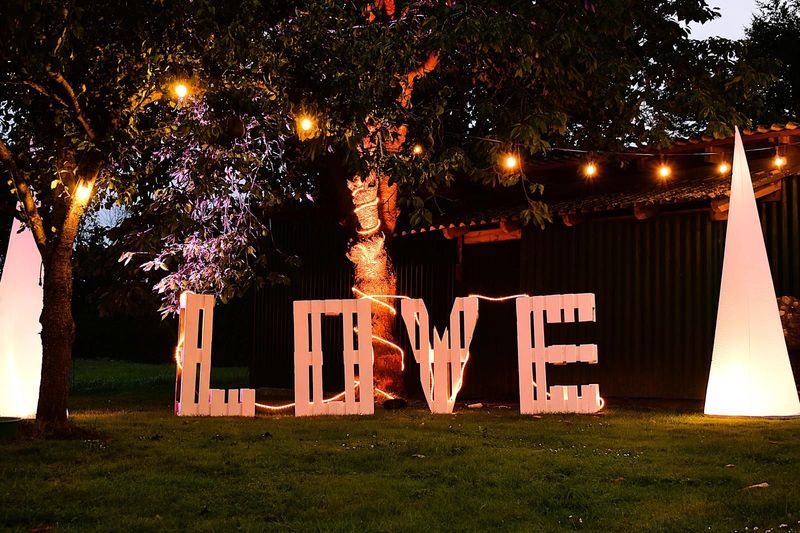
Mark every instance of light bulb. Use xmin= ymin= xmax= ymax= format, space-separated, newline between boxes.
xmin=657 ymin=164 xmax=672 ymax=180
xmin=583 ymin=162 xmax=598 ymax=178
xmin=503 ymin=154 xmax=519 ymax=171
xmin=172 ymin=82 xmax=189 ymax=99
xmin=75 ymin=182 xmax=93 ymax=204
xmin=718 ymin=162 xmax=730 ymax=174
xmin=412 ymin=144 xmax=424 ymax=155
xmin=774 ymin=155 xmax=787 ymax=168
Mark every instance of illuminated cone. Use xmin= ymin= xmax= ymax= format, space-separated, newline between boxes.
xmin=0 ymin=219 xmax=44 ymax=418
xmin=704 ymin=128 xmax=800 ymax=416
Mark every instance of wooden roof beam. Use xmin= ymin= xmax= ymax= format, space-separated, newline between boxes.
xmin=710 ymin=178 xmax=783 ymax=214
xmin=443 ymin=226 xmax=469 ymax=239
xmin=463 ymin=227 xmax=521 ymax=244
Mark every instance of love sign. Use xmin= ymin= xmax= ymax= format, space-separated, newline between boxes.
xmin=174 ymin=291 xmax=602 ymax=417
xmin=400 ymin=297 xmax=479 ymax=414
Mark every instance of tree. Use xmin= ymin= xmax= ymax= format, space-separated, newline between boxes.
xmin=743 ymin=0 xmax=800 ymax=123
xmin=0 ymin=0 xmax=306 ymax=429
xmin=0 ymin=0 xmax=771 ymax=425
xmin=125 ymin=0 xmax=768 ymax=395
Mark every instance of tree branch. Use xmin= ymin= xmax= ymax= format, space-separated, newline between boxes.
xmin=8 ymin=80 xmax=71 ymax=109
xmin=45 ymin=65 xmax=97 ymax=141
xmin=0 ymin=138 xmax=49 ymax=251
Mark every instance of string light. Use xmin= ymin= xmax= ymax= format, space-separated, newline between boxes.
xmin=174 ymin=338 xmax=184 ymax=371
xmin=354 ymin=326 xmax=406 ymax=372
xmin=657 ymin=164 xmax=672 ymax=181
xmin=299 ymin=116 xmax=314 ymax=132
xmin=351 ymin=288 xmax=412 ymax=372
xmin=583 ymin=162 xmax=598 ymax=179
xmin=774 ymin=154 xmax=787 ymax=168
xmin=502 ymin=154 xmax=520 ymax=171
xmin=295 ymin=114 xmax=318 ymax=141
xmin=469 ymin=293 xmax=530 ymax=302
xmin=718 ymin=162 xmax=730 ymax=174
xmin=172 ymin=82 xmax=189 ymax=99
xmin=75 ymin=182 xmax=93 ymax=204
xmin=412 ymin=144 xmax=424 ymax=155
xmin=254 ymin=380 xmax=397 ymax=412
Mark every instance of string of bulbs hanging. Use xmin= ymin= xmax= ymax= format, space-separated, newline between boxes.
xmin=169 ymin=81 xmax=794 ymax=184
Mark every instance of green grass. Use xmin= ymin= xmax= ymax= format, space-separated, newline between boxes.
xmin=2 ymin=360 xmax=800 ymax=532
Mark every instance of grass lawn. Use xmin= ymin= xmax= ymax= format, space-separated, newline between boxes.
xmin=2 ymin=360 xmax=800 ymax=532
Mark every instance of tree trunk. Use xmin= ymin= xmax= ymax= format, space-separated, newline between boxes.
xmin=347 ymin=172 xmax=404 ymax=397
xmin=34 ymin=155 xmax=95 ymax=429
xmin=35 ymin=244 xmax=75 ymax=429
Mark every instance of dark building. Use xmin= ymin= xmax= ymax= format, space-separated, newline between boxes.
xmin=250 ymin=124 xmax=800 ymax=402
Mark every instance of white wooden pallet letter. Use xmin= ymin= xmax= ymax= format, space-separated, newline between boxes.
xmin=293 ymin=299 xmax=374 ymax=416
xmin=175 ymin=292 xmax=256 ymax=417
xmin=516 ymin=293 xmax=601 ymax=414
xmin=400 ymin=297 xmax=479 ymax=413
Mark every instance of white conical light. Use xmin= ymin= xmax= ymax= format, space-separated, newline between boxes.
xmin=704 ymin=128 xmax=800 ymax=417
xmin=0 ymin=218 xmax=44 ymax=418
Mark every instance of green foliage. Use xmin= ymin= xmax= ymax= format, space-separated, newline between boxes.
xmin=742 ymin=0 xmax=800 ymax=123
xmin=0 ymin=0 xmax=774 ymax=311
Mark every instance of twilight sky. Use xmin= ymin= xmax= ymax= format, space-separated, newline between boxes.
xmin=689 ymin=0 xmax=761 ymax=39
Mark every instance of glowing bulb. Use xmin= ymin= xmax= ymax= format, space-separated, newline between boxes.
xmin=774 ymin=155 xmax=787 ymax=168
xmin=412 ymin=144 xmax=424 ymax=155
xmin=75 ymin=182 xmax=93 ymax=204
xmin=299 ymin=116 xmax=315 ymax=132
xmin=657 ymin=164 xmax=672 ymax=180
xmin=583 ymin=162 xmax=598 ymax=178
xmin=172 ymin=82 xmax=189 ymax=99
xmin=718 ymin=162 xmax=730 ymax=174
xmin=503 ymin=154 xmax=519 ymax=171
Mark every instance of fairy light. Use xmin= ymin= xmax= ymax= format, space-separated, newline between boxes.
xmin=349 ymin=176 xmax=381 ymax=238
xmin=352 ymin=287 xmax=399 ymax=314
xmin=502 ymin=154 xmax=520 ymax=171
xmin=172 ymin=82 xmax=189 ymax=99
xmin=355 ymin=326 xmax=406 ymax=372
xmin=718 ymin=162 xmax=730 ymax=174
xmin=74 ymin=182 xmax=93 ymax=204
xmin=657 ymin=164 xmax=672 ymax=180
xmin=356 ymin=221 xmax=382 ymax=235
xmin=412 ymin=144 xmax=424 ymax=155
xmin=375 ymin=387 xmax=396 ymax=400
xmin=254 ymin=380 xmax=396 ymax=412
xmin=774 ymin=154 xmax=787 ymax=168
xmin=174 ymin=338 xmax=184 ymax=371
xmin=353 ymin=197 xmax=380 ymax=213
xmin=583 ymin=162 xmax=598 ymax=179
xmin=255 ymin=400 xmax=296 ymax=411
xmin=469 ymin=293 xmax=531 ymax=302
xmin=299 ymin=116 xmax=315 ymax=132
xmin=295 ymin=114 xmax=318 ymax=141
xmin=351 ymin=288 xmax=412 ymax=373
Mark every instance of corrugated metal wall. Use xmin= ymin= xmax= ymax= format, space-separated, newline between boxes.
xmin=251 ymin=219 xmax=353 ymax=390
xmin=520 ymin=175 xmax=800 ymax=399
xmin=251 ymin=176 xmax=800 ymax=400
